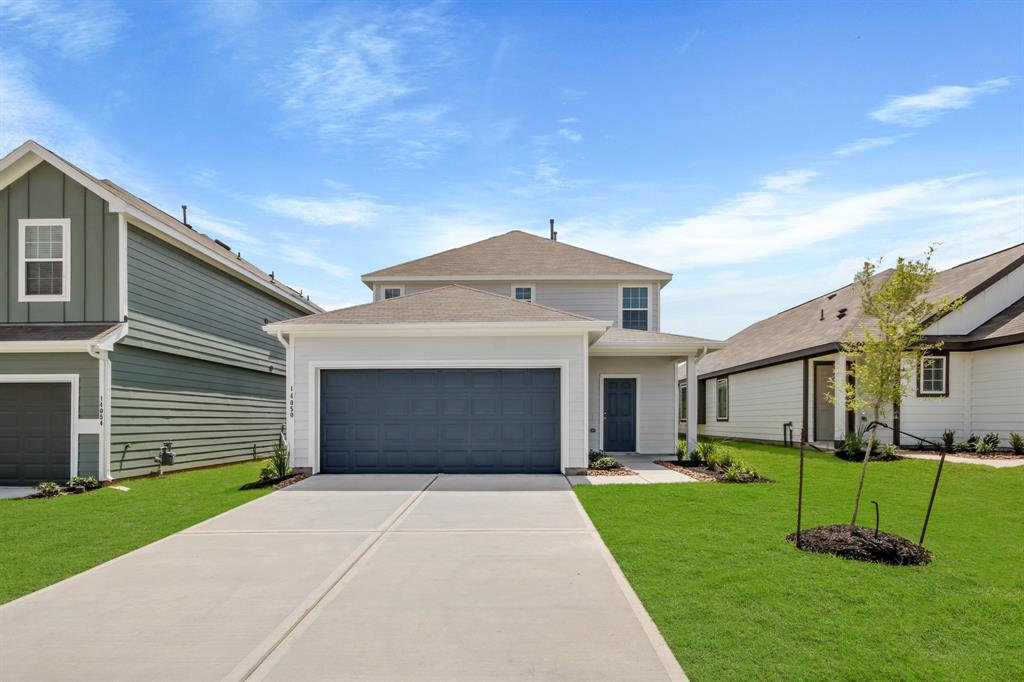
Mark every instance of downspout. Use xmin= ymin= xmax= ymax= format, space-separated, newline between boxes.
xmin=275 ymin=331 xmax=294 ymax=468
xmin=86 ymin=344 xmax=112 ymax=481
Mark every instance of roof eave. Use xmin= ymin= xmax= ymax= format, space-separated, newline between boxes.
xmin=265 ymin=320 xmax=612 ymax=336
xmin=361 ymin=273 xmax=673 ymax=285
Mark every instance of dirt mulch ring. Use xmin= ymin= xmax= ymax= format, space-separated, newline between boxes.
xmin=787 ymin=524 xmax=931 ymax=566
xmin=586 ymin=466 xmax=636 ymax=477
xmin=902 ymin=449 xmax=1024 ymax=461
xmin=654 ymin=460 xmax=771 ymax=483
xmin=240 ymin=472 xmax=310 ymax=490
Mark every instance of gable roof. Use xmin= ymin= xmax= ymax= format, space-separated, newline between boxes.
xmin=0 ymin=140 xmax=321 ymax=315
xmin=361 ymin=230 xmax=672 ymax=285
xmin=698 ymin=242 xmax=1024 ymax=378
xmin=268 ymin=284 xmax=605 ymax=327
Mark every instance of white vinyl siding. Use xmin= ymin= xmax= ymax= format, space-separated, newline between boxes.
xmin=588 ymin=356 xmax=677 ymax=454
xmin=970 ymin=345 xmax=1024 ymax=440
xmin=288 ymin=334 xmax=588 ymax=472
xmin=698 ymin=361 xmax=804 ymax=442
xmin=924 ymin=264 xmax=1023 ymax=335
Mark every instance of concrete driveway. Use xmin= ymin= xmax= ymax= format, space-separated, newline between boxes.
xmin=0 ymin=474 xmax=685 ymax=682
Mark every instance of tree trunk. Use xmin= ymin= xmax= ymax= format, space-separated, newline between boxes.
xmin=850 ymin=410 xmax=879 ymax=528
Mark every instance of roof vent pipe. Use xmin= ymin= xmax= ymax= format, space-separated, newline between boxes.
xmin=549 ymin=218 xmax=557 ymax=241
xmin=181 ymin=204 xmax=190 ymax=228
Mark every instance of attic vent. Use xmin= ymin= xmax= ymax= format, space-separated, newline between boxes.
xmin=836 ymin=307 xmax=848 ymax=320
xmin=820 ymin=309 xmax=824 ymax=321
xmin=214 ymin=238 xmax=231 ymax=251
xmin=826 ymin=293 xmax=837 ymax=300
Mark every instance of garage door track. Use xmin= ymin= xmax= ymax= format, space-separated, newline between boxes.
xmin=0 ymin=474 xmax=685 ymax=681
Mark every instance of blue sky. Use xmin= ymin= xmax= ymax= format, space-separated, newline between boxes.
xmin=2 ymin=0 xmax=1022 ymax=337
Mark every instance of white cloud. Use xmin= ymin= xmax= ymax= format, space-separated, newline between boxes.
xmin=759 ymin=169 xmax=819 ymax=191
xmin=834 ymin=135 xmax=908 ymax=156
xmin=870 ymin=77 xmax=1011 ymax=127
xmin=257 ymin=194 xmax=381 ymax=226
xmin=0 ymin=0 xmax=123 ymax=59
xmin=278 ymin=245 xmax=351 ymax=279
xmin=556 ymin=128 xmax=582 ymax=143
xmin=558 ymin=117 xmax=579 ymax=124
xmin=187 ymin=207 xmax=262 ymax=246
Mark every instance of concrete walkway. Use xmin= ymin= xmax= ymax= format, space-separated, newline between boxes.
xmin=568 ymin=455 xmax=699 ymax=485
xmin=0 ymin=474 xmax=686 ymax=682
xmin=900 ymin=452 xmax=1024 ymax=468
xmin=0 ymin=486 xmax=35 ymax=500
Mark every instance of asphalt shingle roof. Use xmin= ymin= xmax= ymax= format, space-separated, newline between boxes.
xmin=0 ymin=323 xmax=120 ymax=342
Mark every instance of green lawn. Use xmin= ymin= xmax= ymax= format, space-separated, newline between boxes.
xmin=0 ymin=461 xmax=272 ymax=604
xmin=576 ymin=442 xmax=1024 ymax=681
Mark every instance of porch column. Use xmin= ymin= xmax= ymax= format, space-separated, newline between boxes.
xmin=833 ymin=353 xmax=847 ymax=442
xmin=686 ymin=354 xmax=699 ymax=455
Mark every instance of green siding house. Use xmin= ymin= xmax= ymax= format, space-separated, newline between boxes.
xmin=0 ymin=140 xmax=320 ymax=486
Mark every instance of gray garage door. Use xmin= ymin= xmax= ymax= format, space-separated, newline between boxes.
xmin=320 ymin=369 xmax=560 ymax=474
xmin=0 ymin=383 xmax=72 ymax=486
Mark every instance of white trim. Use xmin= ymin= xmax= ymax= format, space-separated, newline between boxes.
xmin=618 ymin=283 xmax=650 ymax=331
xmin=919 ymin=354 xmax=948 ymax=395
xmin=590 ymin=345 xmax=717 ymax=356
xmin=715 ymin=376 xmax=729 ymax=421
xmin=382 ymin=285 xmax=405 ymax=300
xmin=0 ymin=374 xmax=79 ymax=478
xmin=307 ymin=359 xmax=574 ymax=475
xmin=117 ymin=213 xmax=128 ymax=321
xmin=0 ymin=323 xmax=128 ymax=354
xmin=364 ymin=274 xmax=672 ymax=285
xmin=511 ymin=283 xmax=535 ymax=303
xmin=0 ymin=142 xmax=319 ymax=314
xmin=18 ymin=218 xmax=72 ymax=303
xmin=598 ymin=373 xmax=641 ymax=452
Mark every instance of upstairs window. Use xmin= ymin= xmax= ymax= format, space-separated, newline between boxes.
xmin=19 ymin=219 xmax=71 ymax=302
xmin=919 ymin=355 xmax=948 ymax=396
xmin=621 ymin=286 xmax=649 ymax=330
xmin=716 ymin=377 xmax=729 ymax=421
xmin=383 ymin=287 xmax=403 ymax=300
xmin=513 ymin=285 xmax=534 ymax=303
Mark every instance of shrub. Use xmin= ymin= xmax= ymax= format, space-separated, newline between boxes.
xmin=966 ymin=434 xmax=979 ymax=448
xmin=723 ymin=461 xmax=763 ymax=482
xmin=942 ymin=429 xmax=956 ymax=451
xmin=695 ymin=440 xmax=718 ymax=460
xmin=953 ymin=442 xmax=971 ymax=453
xmin=1010 ymin=433 xmax=1024 ymax=456
xmin=588 ymin=449 xmax=605 ymax=466
xmin=843 ymin=425 xmax=869 ymax=455
xmin=982 ymin=433 xmax=1000 ymax=449
xmin=590 ymin=455 xmax=619 ymax=470
xmin=975 ymin=440 xmax=995 ymax=455
xmin=35 ymin=481 xmax=62 ymax=497
xmin=687 ymin=449 xmax=702 ymax=464
xmin=260 ymin=437 xmax=293 ymax=482
xmin=69 ymin=476 xmax=100 ymax=490
xmin=880 ymin=443 xmax=897 ymax=458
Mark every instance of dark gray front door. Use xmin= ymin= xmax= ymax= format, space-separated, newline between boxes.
xmin=319 ymin=369 xmax=560 ymax=474
xmin=603 ymin=378 xmax=636 ymax=452
xmin=0 ymin=383 xmax=72 ymax=486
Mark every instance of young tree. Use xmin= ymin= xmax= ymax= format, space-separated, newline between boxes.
xmin=835 ymin=246 xmax=962 ymax=529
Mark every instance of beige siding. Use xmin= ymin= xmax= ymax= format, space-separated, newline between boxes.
xmin=288 ymin=334 xmax=588 ymax=472
xmin=589 ymin=356 xmax=677 ymax=454
xmin=698 ymin=361 xmax=804 ymax=442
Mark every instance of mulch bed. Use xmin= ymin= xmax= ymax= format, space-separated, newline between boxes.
xmin=903 ymin=449 xmax=1024 ymax=461
xmin=240 ymin=472 xmax=309 ymax=490
xmin=586 ymin=465 xmax=636 ymax=477
xmin=787 ymin=524 xmax=931 ymax=566
xmin=654 ymin=460 xmax=771 ymax=483
xmin=835 ymin=450 xmax=903 ymax=462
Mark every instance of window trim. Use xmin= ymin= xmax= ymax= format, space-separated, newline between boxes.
xmin=917 ymin=352 xmax=949 ymax=397
xmin=18 ymin=218 xmax=72 ymax=303
xmin=716 ymin=376 xmax=729 ymax=421
xmin=382 ymin=285 xmax=405 ymax=300
xmin=618 ymin=283 xmax=650 ymax=331
xmin=679 ymin=380 xmax=687 ymax=422
xmin=511 ymin=283 xmax=535 ymax=304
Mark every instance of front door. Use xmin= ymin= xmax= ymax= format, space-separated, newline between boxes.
xmin=814 ymin=362 xmax=835 ymax=443
xmin=603 ymin=378 xmax=636 ymax=452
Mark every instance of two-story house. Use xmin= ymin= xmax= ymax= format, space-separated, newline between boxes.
xmin=0 ymin=140 xmax=321 ymax=486
xmin=266 ymin=229 xmax=723 ymax=475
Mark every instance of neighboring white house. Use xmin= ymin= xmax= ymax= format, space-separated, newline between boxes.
xmin=267 ymin=230 xmax=723 ymax=475
xmin=681 ymin=243 xmax=1024 ymax=448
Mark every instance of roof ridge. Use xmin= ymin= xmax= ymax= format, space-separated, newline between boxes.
xmin=361 ymin=232 xmax=519 ymax=279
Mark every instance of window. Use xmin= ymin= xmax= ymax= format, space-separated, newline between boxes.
xmin=621 ymin=286 xmax=649 ymax=330
xmin=679 ymin=381 xmax=687 ymax=421
xmin=919 ymin=355 xmax=947 ymax=396
xmin=716 ymin=377 xmax=729 ymax=421
xmin=513 ymin=285 xmax=534 ymax=303
xmin=19 ymin=219 xmax=71 ymax=302
xmin=383 ymin=287 xmax=403 ymax=300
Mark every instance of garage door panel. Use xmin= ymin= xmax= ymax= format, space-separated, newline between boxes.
xmin=320 ymin=369 xmax=560 ymax=474
xmin=0 ymin=383 xmax=72 ymax=486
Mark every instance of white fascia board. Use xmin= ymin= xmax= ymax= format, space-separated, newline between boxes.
xmin=92 ymin=323 xmax=129 ymax=351
xmin=264 ymin=320 xmax=612 ymax=337
xmin=0 ymin=341 xmax=95 ymax=353
xmin=362 ymin=274 xmax=673 ymax=285
xmin=589 ymin=341 xmax=727 ymax=356
xmin=0 ymin=142 xmax=320 ymax=315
